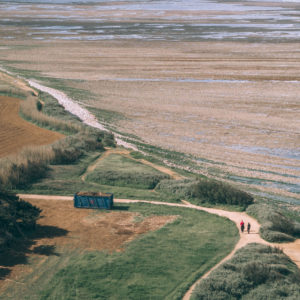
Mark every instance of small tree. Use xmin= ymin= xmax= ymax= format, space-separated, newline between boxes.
xmin=0 ymin=189 xmax=41 ymax=248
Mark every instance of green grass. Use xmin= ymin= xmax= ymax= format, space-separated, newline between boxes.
xmin=192 ymin=243 xmax=300 ymax=300
xmin=16 ymin=152 xmax=177 ymax=202
xmin=1 ymin=203 xmax=238 ymax=300
xmin=85 ymin=154 xmax=170 ymax=189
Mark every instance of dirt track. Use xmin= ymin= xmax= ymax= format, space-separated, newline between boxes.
xmin=18 ymin=194 xmax=300 ymax=299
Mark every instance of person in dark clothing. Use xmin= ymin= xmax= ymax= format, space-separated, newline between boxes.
xmin=247 ymin=222 xmax=251 ymax=234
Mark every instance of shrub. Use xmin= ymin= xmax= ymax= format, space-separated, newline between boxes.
xmin=242 ymin=262 xmax=270 ymax=285
xmin=247 ymin=203 xmax=299 ymax=242
xmin=36 ymin=99 xmax=43 ymax=111
xmin=192 ymin=244 xmax=300 ymax=300
xmin=87 ymin=170 xmax=168 ymax=189
xmin=190 ymin=179 xmax=254 ymax=207
xmin=155 ymin=179 xmax=196 ymax=199
xmin=0 ymin=189 xmax=41 ymax=248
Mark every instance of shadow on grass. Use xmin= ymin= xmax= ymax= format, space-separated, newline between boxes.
xmin=0 ymin=267 xmax=11 ymax=280
xmin=112 ymin=205 xmax=129 ymax=211
xmin=0 ymin=224 xmax=68 ymax=281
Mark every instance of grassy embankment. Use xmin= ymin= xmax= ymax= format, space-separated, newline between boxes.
xmin=192 ymin=243 xmax=300 ymax=299
xmin=1 ymin=202 xmax=238 ymax=300
xmin=247 ymin=198 xmax=300 ymax=243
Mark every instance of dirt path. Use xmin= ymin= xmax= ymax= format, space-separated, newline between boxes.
xmin=18 ymin=194 xmax=300 ymax=299
xmin=80 ymin=147 xmax=184 ymax=181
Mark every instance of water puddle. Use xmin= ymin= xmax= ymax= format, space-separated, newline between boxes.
xmin=229 ymin=145 xmax=300 ymax=160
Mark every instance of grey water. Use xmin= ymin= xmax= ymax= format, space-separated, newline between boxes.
xmin=1 ymin=0 xmax=300 ymax=41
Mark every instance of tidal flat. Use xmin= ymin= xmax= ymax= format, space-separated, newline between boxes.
xmin=0 ymin=0 xmax=299 ymax=202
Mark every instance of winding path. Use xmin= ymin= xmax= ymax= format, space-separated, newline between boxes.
xmin=18 ymin=194 xmax=300 ymax=300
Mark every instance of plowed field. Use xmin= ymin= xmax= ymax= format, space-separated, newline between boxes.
xmin=0 ymin=96 xmax=63 ymax=157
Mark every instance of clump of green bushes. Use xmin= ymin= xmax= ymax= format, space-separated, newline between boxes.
xmin=192 ymin=243 xmax=300 ymax=300
xmin=156 ymin=178 xmax=254 ymax=207
xmin=190 ymin=179 xmax=254 ymax=207
xmin=0 ymin=189 xmax=41 ymax=249
xmin=155 ymin=179 xmax=197 ymax=200
xmin=247 ymin=203 xmax=300 ymax=242
xmin=87 ymin=170 xmax=169 ymax=189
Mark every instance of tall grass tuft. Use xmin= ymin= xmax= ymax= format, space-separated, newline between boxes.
xmin=0 ymin=146 xmax=54 ymax=189
xmin=20 ymin=96 xmax=80 ymax=134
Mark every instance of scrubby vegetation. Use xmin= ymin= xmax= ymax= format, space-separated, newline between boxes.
xmin=192 ymin=243 xmax=300 ymax=300
xmin=0 ymin=189 xmax=41 ymax=249
xmin=20 ymin=94 xmax=80 ymax=134
xmin=156 ymin=179 xmax=197 ymax=200
xmin=86 ymin=154 xmax=169 ymax=189
xmin=0 ymin=87 xmax=115 ymax=190
xmin=247 ymin=202 xmax=300 ymax=242
xmin=190 ymin=179 xmax=254 ymax=207
xmin=156 ymin=178 xmax=254 ymax=208
xmin=0 ymin=128 xmax=114 ymax=189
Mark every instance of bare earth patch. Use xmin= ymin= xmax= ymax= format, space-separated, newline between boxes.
xmin=0 ymin=198 xmax=177 ymax=292
xmin=28 ymin=199 xmax=177 ymax=252
xmin=0 ymin=96 xmax=63 ymax=157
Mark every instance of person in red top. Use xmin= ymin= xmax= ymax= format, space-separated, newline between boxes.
xmin=240 ymin=220 xmax=245 ymax=233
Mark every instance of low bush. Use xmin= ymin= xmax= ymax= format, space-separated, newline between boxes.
xmin=87 ymin=170 xmax=168 ymax=189
xmin=155 ymin=179 xmax=196 ymax=199
xmin=247 ymin=203 xmax=300 ymax=242
xmin=190 ymin=179 xmax=254 ymax=207
xmin=192 ymin=243 xmax=300 ymax=300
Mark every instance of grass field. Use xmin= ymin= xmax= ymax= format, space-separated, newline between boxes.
xmin=85 ymin=153 xmax=170 ymax=189
xmin=0 ymin=201 xmax=238 ymax=300
xmin=18 ymin=151 xmax=179 ymax=202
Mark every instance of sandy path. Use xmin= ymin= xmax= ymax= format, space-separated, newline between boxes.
xmin=18 ymin=194 xmax=300 ymax=300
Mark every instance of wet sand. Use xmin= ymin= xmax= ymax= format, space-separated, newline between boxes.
xmin=0 ymin=0 xmax=299 ymax=201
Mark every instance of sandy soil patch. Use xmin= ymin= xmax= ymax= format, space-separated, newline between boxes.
xmin=0 ymin=96 xmax=63 ymax=157
xmin=23 ymin=199 xmax=177 ymax=252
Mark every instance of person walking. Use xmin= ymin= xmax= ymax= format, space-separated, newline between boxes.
xmin=240 ymin=220 xmax=245 ymax=233
xmin=247 ymin=222 xmax=251 ymax=234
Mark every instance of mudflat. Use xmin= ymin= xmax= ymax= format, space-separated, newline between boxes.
xmin=0 ymin=0 xmax=299 ymax=200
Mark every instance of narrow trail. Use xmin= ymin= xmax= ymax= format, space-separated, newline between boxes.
xmin=80 ymin=147 xmax=184 ymax=182
xmin=18 ymin=194 xmax=300 ymax=300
